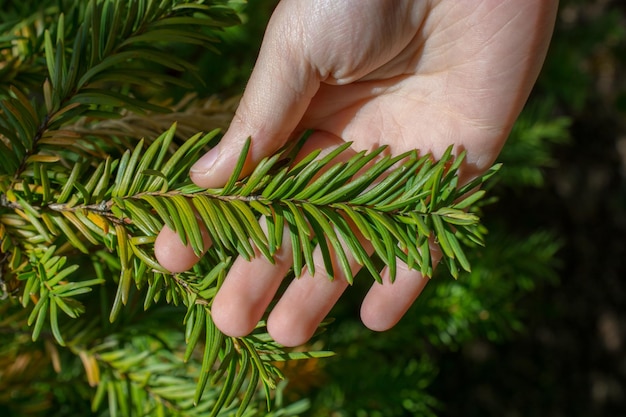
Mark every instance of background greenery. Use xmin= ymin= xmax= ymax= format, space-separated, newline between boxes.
xmin=431 ymin=1 xmax=626 ymax=415
xmin=1 ymin=0 xmax=625 ymax=416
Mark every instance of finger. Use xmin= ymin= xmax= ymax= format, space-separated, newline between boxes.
xmin=266 ymin=213 xmax=373 ymax=347
xmin=154 ymin=225 xmax=211 ymax=273
xmin=266 ymin=251 xmax=352 ymax=347
xmin=360 ymin=254 xmax=441 ymax=332
xmin=212 ymin=130 xmax=354 ymax=338
xmin=211 ymin=221 xmax=293 ymax=337
xmin=190 ymin=1 xmax=321 ymax=189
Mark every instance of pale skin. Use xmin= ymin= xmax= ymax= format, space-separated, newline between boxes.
xmin=154 ymin=0 xmax=559 ymax=347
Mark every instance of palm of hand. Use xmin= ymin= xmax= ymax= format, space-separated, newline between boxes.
xmin=298 ymin=0 xmax=551 ymax=178
xmin=155 ymin=0 xmax=557 ymax=346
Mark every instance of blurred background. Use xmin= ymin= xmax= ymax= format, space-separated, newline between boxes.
xmin=202 ymin=0 xmax=626 ymax=415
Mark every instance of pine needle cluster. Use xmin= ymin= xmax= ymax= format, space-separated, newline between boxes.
xmin=0 ymin=1 xmax=498 ymax=416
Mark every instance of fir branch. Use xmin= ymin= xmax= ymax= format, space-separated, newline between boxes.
xmin=0 ymin=0 xmax=240 ymax=180
xmin=2 ymin=126 xmax=499 ymax=285
xmin=82 ymin=306 xmax=328 ymax=416
xmin=1 ymin=124 xmax=499 ymax=295
xmin=0 ymin=119 xmax=499 ymax=415
xmin=0 ymin=4 xmax=503 ymax=416
xmin=116 ymin=135 xmax=499 ymax=281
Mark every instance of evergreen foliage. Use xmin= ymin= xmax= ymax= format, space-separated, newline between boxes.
xmin=299 ymin=98 xmax=568 ymax=416
xmin=0 ymin=1 xmax=503 ymax=416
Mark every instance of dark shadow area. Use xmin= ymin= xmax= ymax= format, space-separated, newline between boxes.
xmin=432 ymin=1 xmax=626 ymax=415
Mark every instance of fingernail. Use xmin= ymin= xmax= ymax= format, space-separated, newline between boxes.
xmin=190 ymin=147 xmax=218 ymax=175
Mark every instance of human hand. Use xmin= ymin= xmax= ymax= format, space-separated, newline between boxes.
xmin=155 ymin=0 xmax=558 ymax=346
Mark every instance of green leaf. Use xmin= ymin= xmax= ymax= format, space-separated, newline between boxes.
xmin=49 ymin=297 xmax=65 ymax=345
xmin=260 ymin=167 xmax=290 ymax=199
xmin=239 ymin=337 xmax=273 ymax=389
xmin=302 ymin=203 xmax=352 ymax=282
xmin=57 ymin=161 xmax=83 ymax=204
xmin=61 ymin=211 xmax=101 ymax=246
xmin=420 ymin=237 xmax=433 ymax=277
xmin=239 ymin=152 xmax=283 ymax=196
xmin=231 ymin=199 xmax=271 ymax=261
xmin=110 ymin=269 xmax=132 ymax=323
xmin=128 ymin=241 xmax=164 ymax=272
xmin=428 ymin=151 xmax=450 ymax=212
xmin=31 ymin=295 xmax=49 ymax=342
xmin=223 ymin=348 xmax=250 ymax=408
xmin=282 ymin=205 xmax=304 ymax=276
xmin=140 ymin=194 xmax=176 ymax=233
xmin=193 ymin=196 xmax=234 ymax=253
xmin=46 ymin=263 xmax=80 ymax=288
xmin=284 ymin=201 xmax=314 ymax=276
xmin=16 ymin=196 xmax=51 ymax=242
xmin=44 ymin=30 xmax=57 ymax=90
xmin=161 ymin=130 xmax=219 ymax=185
xmin=161 ymin=195 xmax=189 ymax=247
xmin=122 ymin=199 xmax=161 ymax=235
xmin=313 ymin=153 xmax=398 ymax=205
xmin=431 ymin=215 xmax=451 ymax=255
xmin=350 ymin=152 xmax=426 ymax=206
xmin=296 ymin=162 xmax=348 ymax=201
xmin=219 ymin=200 xmax=254 ymax=261
xmin=194 ymin=314 xmax=224 ymax=405
xmin=325 ymin=207 xmax=381 ymax=282
xmin=289 ymin=142 xmax=352 ymax=200
xmin=452 ymin=189 xmax=487 ymax=210
xmin=110 ymin=224 xmax=131 ymax=322
xmin=71 ymin=89 xmax=169 ymax=114
xmin=221 ymin=137 xmax=251 ymax=196
xmin=171 ymin=194 xmax=204 ymax=256
xmin=51 ymin=278 xmax=104 ymax=297
xmin=445 ymin=228 xmax=471 ymax=273
xmin=93 ymin=157 xmax=113 ymax=201
xmin=365 ymin=209 xmax=400 ymax=280
xmin=458 ymin=163 xmax=503 ymax=196
xmin=302 ymin=204 xmax=353 ymax=284
xmin=52 ymin=214 xmax=89 ymax=254
xmin=117 ymin=138 xmax=144 ymax=197
xmin=184 ymin=305 xmax=206 ymax=362
xmin=260 ymin=350 xmax=334 ymax=361
xmin=208 ymin=351 xmax=237 ymax=417
xmin=236 ymin=366 xmax=259 ymax=417
xmin=436 ymin=207 xmax=480 ymax=226
xmin=121 ymin=29 xmax=218 ymax=47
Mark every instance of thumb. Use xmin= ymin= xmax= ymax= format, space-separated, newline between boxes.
xmin=190 ymin=3 xmax=320 ymax=188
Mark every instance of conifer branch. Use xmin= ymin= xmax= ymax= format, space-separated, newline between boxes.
xmin=0 ymin=1 xmax=503 ymax=416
